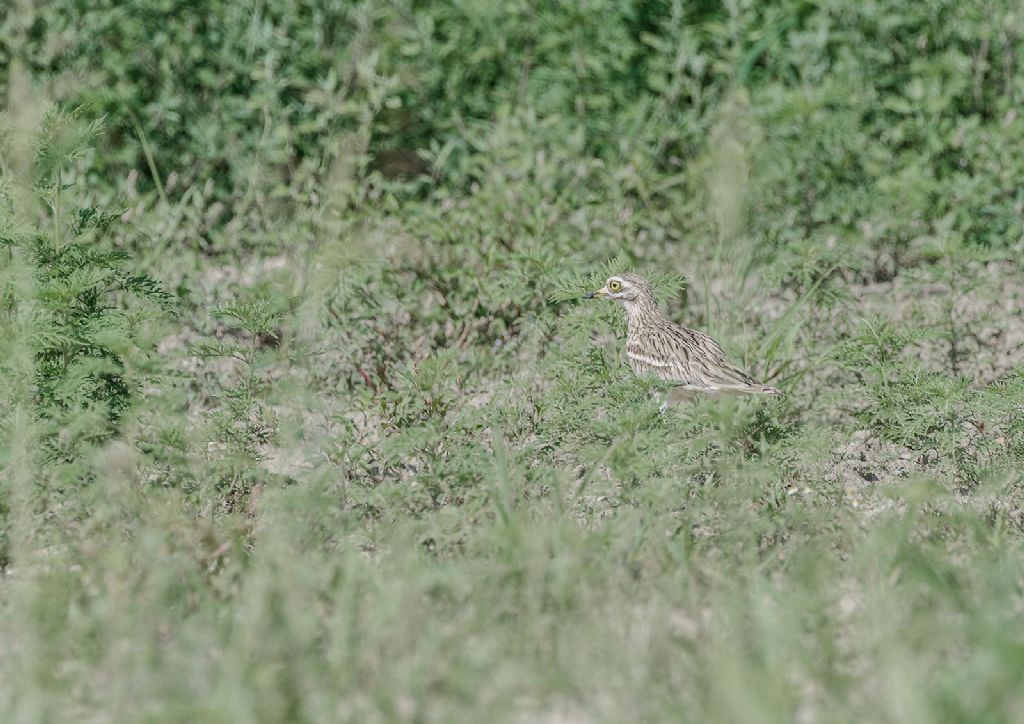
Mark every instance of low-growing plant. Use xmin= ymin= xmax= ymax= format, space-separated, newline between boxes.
xmin=194 ymin=296 xmax=289 ymax=493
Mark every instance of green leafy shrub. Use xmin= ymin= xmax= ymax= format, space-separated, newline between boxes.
xmin=21 ymin=219 xmax=172 ymax=451
xmin=0 ymin=107 xmax=173 ymax=462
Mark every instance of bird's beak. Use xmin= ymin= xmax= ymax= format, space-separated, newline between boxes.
xmin=585 ymin=286 xmax=608 ymax=299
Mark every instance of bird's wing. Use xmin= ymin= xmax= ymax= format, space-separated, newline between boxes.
xmin=628 ymin=323 xmax=759 ymax=390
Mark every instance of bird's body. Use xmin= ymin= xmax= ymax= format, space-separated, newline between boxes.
xmin=586 ymin=273 xmax=780 ymax=399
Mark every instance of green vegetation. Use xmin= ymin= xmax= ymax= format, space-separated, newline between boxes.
xmin=2 ymin=1 xmax=1024 ymax=721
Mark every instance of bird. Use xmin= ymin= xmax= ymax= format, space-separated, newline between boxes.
xmin=585 ymin=273 xmax=781 ymax=404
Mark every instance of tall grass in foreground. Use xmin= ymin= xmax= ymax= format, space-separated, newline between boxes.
xmin=0 ymin=62 xmax=41 ymax=571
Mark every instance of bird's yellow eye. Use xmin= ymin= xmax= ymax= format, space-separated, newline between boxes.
xmin=609 ymin=279 xmax=622 ymax=292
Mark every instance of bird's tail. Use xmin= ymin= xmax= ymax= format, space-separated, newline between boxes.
xmin=717 ymin=382 xmax=782 ymax=396
xmin=746 ymin=383 xmax=783 ymax=396
xmin=672 ymin=381 xmax=784 ymax=398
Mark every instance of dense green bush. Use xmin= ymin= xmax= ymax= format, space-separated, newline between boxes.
xmin=5 ymin=0 xmax=1021 ymax=254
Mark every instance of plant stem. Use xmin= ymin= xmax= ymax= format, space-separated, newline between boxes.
xmin=54 ymin=166 xmax=62 ymax=249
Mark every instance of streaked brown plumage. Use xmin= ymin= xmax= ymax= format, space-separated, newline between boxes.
xmin=585 ymin=273 xmax=781 ymax=399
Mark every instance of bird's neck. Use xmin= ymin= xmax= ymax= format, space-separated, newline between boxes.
xmin=622 ymin=299 xmax=660 ymax=329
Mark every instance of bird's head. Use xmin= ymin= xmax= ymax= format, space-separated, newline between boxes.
xmin=585 ymin=273 xmax=656 ymax=311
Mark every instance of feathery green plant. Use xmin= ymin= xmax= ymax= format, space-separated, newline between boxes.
xmin=1 ymin=105 xmax=173 ymax=464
